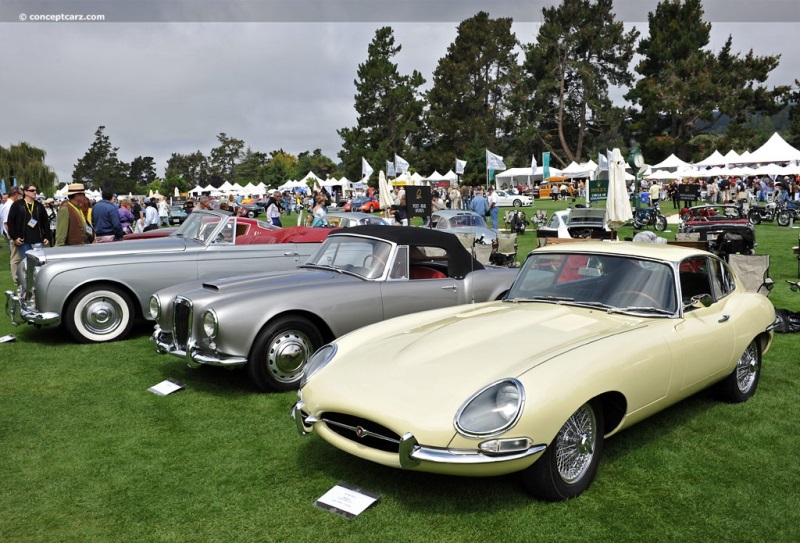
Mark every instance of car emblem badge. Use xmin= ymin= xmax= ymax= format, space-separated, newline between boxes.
xmin=355 ymin=426 xmax=366 ymax=438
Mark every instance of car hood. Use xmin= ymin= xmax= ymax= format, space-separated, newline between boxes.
xmin=304 ymin=302 xmax=647 ymax=440
xmin=197 ymin=268 xmax=354 ymax=295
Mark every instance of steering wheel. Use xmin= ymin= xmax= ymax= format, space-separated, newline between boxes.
xmin=363 ymin=254 xmax=386 ymax=271
xmin=607 ymin=290 xmax=660 ymax=307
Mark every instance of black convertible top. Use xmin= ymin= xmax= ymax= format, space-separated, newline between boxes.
xmin=330 ymin=225 xmax=484 ymax=278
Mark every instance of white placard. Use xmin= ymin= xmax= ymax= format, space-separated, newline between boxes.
xmin=147 ymin=378 xmax=186 ymax=396
xmin=314 ymin=481 xmax=380 ymax=519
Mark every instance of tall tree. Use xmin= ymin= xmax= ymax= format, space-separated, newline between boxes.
xmin=129 ymin=156 xmax=157 ymax=187
xmin=423 ymin=12 xmax=519 ymax=185
xmin=165 ymin=151 xmax=210 ymax=188
xmin=0 ymin=142 xmax=58 ymax=196
xmin=338 ymin=26 xmax=425 ymax=184
xmin=625 ymin=0 xmax=784 ymax=161
xmin=235 ymin=148 xmax=270 ymax=186
xmin=294 ymin=149 xmax=338 ymax=181
xmin=209 ymin=132 xmax=245 ymax=186
xmin=516 ymin=0 xmax=638 ymax=167
xmin=72 ymin=126 xmax=130 ymax=192
xmin=263 ymin=150 xmax=297 ymax=188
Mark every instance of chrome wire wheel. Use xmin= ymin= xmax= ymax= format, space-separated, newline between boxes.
xmin=554 ymin=403 xmax=598 ymax=484
xmin=735 ymin=341 xmax=759 ymax=394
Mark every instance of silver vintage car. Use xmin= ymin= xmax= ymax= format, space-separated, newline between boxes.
xmin=5 ymin=211 xmax=331 ymax=343
xmin=151 ymin=226 xmax=519 ymax=392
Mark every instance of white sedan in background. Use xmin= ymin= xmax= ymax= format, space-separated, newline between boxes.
xmin=496 ymin=190 xmax=532 ymax=207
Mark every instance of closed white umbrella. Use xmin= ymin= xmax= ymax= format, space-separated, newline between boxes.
xmin=378 ymin=170 xmax=394 ymax=215
xmin=606 ymin=148 xmax=633 ymax=231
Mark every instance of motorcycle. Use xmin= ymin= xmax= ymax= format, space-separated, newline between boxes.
xmin=631 ymin=204 xmax=667 ymax=231
xmin=776 ymin=200 xmax=800 ymax=227
xmin=503 ymin=209 xmax=530 ymax=234
xmin=747 ymin=201 xmax=783 ymax=225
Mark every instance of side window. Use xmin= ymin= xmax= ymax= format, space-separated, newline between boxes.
xmin=545 ymin=214 xmax=560 ymax=229
xmin=389 ymin=246 xmax=409 ymax=280
xmin=709 ymin=258 xmax=735 ymax=300
xmin=679 ymin=257 xmax=711 ymax=306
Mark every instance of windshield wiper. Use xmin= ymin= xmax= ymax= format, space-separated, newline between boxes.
xmin=509 ymin=295 xmax=575 ymax=303
xmin=606 ymin=306 xmax=674 ymax=316
xmin=300 ymin=263 xmax=343 ymax=274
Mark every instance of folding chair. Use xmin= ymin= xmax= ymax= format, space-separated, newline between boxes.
xmin=491 ymin=233 xmax=518 ymax=267
xmin=727 ymin=254 xmax=773 ymax=296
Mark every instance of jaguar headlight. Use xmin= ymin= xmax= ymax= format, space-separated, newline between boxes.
xmin=300 ymin=344 xmax=337 ymax=388
xmin=455 ymin=379 xmax=525 ymax=437
xmin=201 ymin=309 xmax=218 ymax=340
xmin=149 ymin=295 xmax=161 ymax=320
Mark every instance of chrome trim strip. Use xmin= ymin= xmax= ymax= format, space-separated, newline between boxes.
xmin=186 ymin=339 xmax=248 ymax=367
xmin=400 ymin=432 xmax=546 ymax=469
xmin=322 ymin=418 xmax=401 ymax=445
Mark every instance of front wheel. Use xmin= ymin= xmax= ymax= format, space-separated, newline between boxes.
xmin=63 ymin=284 xmax=135 ymax=343
xmin=717 ymin=340 xmax=761 ymax=403
xmin=246 ymin=316 xmax=323 ymax=392
xmin=247 ymin=210 xmax=256 ymax=219
xmin=777 ymin=210 xmax=791 ymax=227
xmin=513 ymin=199 xmax=522 ymax=207
xmin=522 ymin=400 xmax=604 ymax=501
xmin=654 ymin=214 xmax=668 ymax=231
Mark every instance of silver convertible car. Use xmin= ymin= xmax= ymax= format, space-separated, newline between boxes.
xmin=5 ymin=211 xmax=332 ymax=343
xmin=151 ymin=226 xmax=519 ymax=392
xmin=293 ymin=242 xmax=775 ymax=500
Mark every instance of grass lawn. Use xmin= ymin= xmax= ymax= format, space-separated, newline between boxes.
xmin=1 ymin=200 xmax=800 ymax=542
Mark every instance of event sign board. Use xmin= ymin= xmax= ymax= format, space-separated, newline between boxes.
xmin=588 ymin=179 xmax=608 ymax=202
xmin=407 ymin=185 xmax=431 ymax=219
xmin=677 ymin=183 xmax=700 ymax=202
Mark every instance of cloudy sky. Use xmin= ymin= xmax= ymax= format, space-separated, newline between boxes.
xmin=1 ymin=0 xmax=798 ymax=184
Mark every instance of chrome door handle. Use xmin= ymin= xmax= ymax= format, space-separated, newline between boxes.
xmin=441 ymin=285 xmax=458 ymax=292
xmin=718 ymin=314 xmax=730 ymax=323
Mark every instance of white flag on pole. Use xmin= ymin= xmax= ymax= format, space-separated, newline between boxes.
xmin=385 ymin=160 xmax=396 ymax=177
xmin=598 ymin=152 xmax=608 ymax=171
xmin=455 ymin=158 xmax=467 ymax=175
xmin=361 ymin=157 xmax=374 ymax=180
xmin=531 ymin=155 xmax=537 ymax=173
xmin=486 ymin=149 xmax=506 ymax=171
xmin=394 ymin=154 xmax=410 ymax=174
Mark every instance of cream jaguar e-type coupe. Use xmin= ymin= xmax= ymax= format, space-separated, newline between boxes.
xmin=293 ymin=242 xmax=776 ymax=501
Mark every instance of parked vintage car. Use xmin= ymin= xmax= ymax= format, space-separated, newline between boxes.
xmin=678 ymin=204 xmax=755 ymax=259
xmin=5 ymin=211 xmax=332 ymax=343
xmin=293 ymin=242 xmax=775 ymax=501
xmin=169 ymin=205 xmax=188 ymax=225
xmin=344 ymin=196 xmax=381 ymax=213
xmin=536 ymin=208 xmax=611 ymax=241
xmin=320 ymin=212 xmax=391 ymax=228
xmin=428 ymin=210 xmax=497 ymax=244
xmin=151 ymin=226 xmax=518 ymax=392
xmin=495 ymin=189 xmax=533 ymax=207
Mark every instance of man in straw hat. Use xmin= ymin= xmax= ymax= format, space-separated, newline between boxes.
xmin=55 ymin=183 xmax=94 ymax=246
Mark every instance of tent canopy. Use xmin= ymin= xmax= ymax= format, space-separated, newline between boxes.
xmin=744 ymin=132 xmax=800 ymax=164
xmin=651 ymin=153 xmax=691 ymax=170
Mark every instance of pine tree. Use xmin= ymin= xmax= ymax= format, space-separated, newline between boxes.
xmin=72 ymin=126 xmax=130 ymax=192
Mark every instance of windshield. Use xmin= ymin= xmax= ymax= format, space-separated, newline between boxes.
xmin=507 ymin=252 xmax=677 ymax=315
xmin=174 ymin=212 xmax=226 ymax=243
xmin=447 ymin=214 xmax=486 ymax=228
xmin=304 ymin=236 xmax=393 ymax=279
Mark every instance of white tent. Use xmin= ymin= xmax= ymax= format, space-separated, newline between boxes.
xmin=495 ymin=166 xmax=564 ymax=185
xmin=299 ymin=171 xmax=324 ymax=184
xmin=443 ymin=170 xmax=458 ymax=182
xmin=561 ymin=161 xmax=593 ymax=179
xmin=650 ymin=153 xmax=691 ymax=171
xmin=722 ymin=149 xmax=741 ymax=164
xmin=645 ymin=169 xmax=681 ymax=180
xmin=424 ymin=170 xmax=446 ymax=181
xmin=218 ymin=181 xmax=234 ymax=193
xmin=694 ymin=150 xmax=726 ymax=167
xmin=744 ymin=132 xmax=800 ymax=164
xmin=189 ymin=185 xmax=204 ymax=194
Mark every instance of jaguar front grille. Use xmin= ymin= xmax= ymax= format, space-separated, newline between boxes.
xmin=321 ymin=412 xmax=401 ymax=453
xmin=173 ymin=297 xmax=193 ymax=351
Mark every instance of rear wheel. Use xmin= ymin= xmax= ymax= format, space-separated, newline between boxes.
xmin=777 ymin=210 xmax=791 ymax=227
xmin=631 ymin=215 xmax=644 ymax=229
xmin=748 ymin=210 xmax=761 ymax=225
xmin=246 ymin=316 xmax=323 ymax=392
xmin=247 ymin=210 xmax=256 ymax=219
xmin=64 ymin=285 xmax=134 ymax=343
xmin=717 ymin=340 xmax=761 ymax=402
xmin=522 ymin=401 xmax=604 ymax=501
xmin=654 ymin=214 xmax=668 ymax=231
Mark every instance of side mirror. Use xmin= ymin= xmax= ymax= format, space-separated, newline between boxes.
xmin=689 ymin=293 xmax=713 ymax=308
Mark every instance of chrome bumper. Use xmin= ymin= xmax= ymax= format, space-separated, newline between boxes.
xmin=152 ymin=325 xmax=248 ymax=368
xmin=4 ymin=290 xmax=60 ymax=327
xmin=291 ymin=400 xmax=546 ymax=469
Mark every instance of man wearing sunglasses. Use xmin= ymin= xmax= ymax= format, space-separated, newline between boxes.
xmin=6 ymin=184 xmax=50 ymax=284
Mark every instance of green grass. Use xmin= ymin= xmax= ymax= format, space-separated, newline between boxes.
xmin=2 ymin=204 xmax=800 ymax=542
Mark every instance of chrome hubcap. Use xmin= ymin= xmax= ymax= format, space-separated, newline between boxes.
xmin=555 ymin=404 xmax=597 ymax=484
xmin=81 ymin=297 xmax=123 ymax=335
xmin=266 ymin=331 xmax=313 ymax=383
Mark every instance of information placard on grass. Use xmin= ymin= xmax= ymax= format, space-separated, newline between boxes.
xmin=314 ymin=481 xmax=380 ymax=519
xmin=147 ymin=378 xmax=186 ymax=396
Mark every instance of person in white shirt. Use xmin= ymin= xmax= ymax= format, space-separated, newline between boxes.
xmin=143 ymin=199 xmax=160 ymax=231
xmin=157 ymin=198 xmax=170 ymax=227
xmin=487 ymin=186 xmax=500 ymax=229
